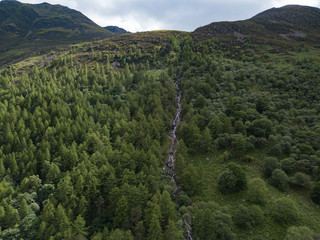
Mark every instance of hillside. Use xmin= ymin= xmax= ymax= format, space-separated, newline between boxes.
xmin=104 ymin=26 xmax=130 ymax=34
xmin=0 ymin=0 xmax=111 ymax=66
xmin=192 ymin=5 xmax=320 ymax=53
xmin=0 ymin=3 xmax=320 ymax=240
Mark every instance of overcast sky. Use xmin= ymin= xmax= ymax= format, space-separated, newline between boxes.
xmin=19 ymin=0 xmax=320 ymax=32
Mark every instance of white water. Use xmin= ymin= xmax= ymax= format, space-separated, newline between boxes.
xmin=164 ymin=78 xmax=193 ymax=240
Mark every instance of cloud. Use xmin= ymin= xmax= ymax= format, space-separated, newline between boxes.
xmin=272 ymin=0 xmax=320 ymax=7
xmin=18 ymin=0 xmax=320 ymax=32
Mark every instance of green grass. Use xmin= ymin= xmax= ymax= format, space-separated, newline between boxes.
xmin=184 ymin=150 xmax=320 ymax=240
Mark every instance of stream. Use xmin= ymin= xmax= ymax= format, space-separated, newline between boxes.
xmin=164 ymin=77 xmax=194 ymax=240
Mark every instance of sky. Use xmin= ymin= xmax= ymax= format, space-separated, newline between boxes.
xmin=18 ymin=0 xmax=320 ymax=32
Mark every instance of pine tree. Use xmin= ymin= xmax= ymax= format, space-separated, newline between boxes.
xmin=164 ymin=220 xmax=184 ymax=240
xmin=113 ymin=195 xmax=129 ymax=229
xmin=19 ymin=199 xmax=30 ymax=220
xmin=159 ymin=191 xmax=178 ymax=228
xmin=147 ymin=212 xmax=163 ymax=240
xmin=73 ymin=215 xmax=88 ymax=238
xmin=200 ymin=127 xmax=213 ymax=152
xmin=0 ymin=159 xmax=5 ymax=177
xmin=208 ymin=115 xmax=222 ymax=138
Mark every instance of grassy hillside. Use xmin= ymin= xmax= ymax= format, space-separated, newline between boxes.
xmin=192 ymin=5 xmax=320 ymax=54
xmin=0 ymin=0 xmax=111 ymax=66
xmin=174 ymin=40 xmax=320 ymax=239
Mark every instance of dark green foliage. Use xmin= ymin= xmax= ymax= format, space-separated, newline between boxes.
xmin=311 ymin=182 xmax=320 ymax=204
xmin=269 ymin=169 xmax=289 ymax=191
xmin=280 ymin=158 xmax=296 ymax=174
xmin=233 ymin=205 xmax=264 ymax=229
xmin=218 ymin=169 xmax=237 ymax=194
xmin=247 ymin=178 xmax=268 ymax=205
xmin=249 ymin=118 xmax=273 ymax=138
xmin=218 ymin=163 xmax=247 ymax=194
xmin=164 ymin=220 xmax=184 ymax=240
xmin=290 ymin=172 xmax=311 ymax=189
xmin=193 ymin=202 xmax=236 ymax=240
xmin=19 ymin=213 xmax=40 ymax=240
xmin=255 ymin=97 xmax=269 ymax=114
xmin=271 ymin=198 xmax=299 ymax=225
xmin=180 ymin=164 xmax=202 ymax=196
xmin=19 ymin=199 xmax=30 ymax=220
xmin=109 ymin=229 xmax=134 ymax=240
xmin=262 ymin=157 xmax=280 ymax=178
xmin=284 ymin=226 xmax=318 ymax=240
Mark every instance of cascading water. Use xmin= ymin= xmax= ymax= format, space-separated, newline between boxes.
xmin=164 ymin=77 xmax=193 ymax=240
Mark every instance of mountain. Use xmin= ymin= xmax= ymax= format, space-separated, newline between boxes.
xmin=0 ymin=0 xmax=112 ymax=65
xmin=192 ymin=5 xmax=320 ymax=49
xmin=1 ymin=3 xmax=320 ymax=240
xmin=104 ymin=26 xmax=130 ymax=34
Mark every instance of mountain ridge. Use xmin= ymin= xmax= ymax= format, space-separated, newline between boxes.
xmin=192 ymin=5 xmax=320 ymax=49
xmin=1 ymin=3 xmax=320 ymax=66
xmin=104 ymin=26 xmax=130 ymax=34
xmin=0 ymin=0 xmax=112 ymax=65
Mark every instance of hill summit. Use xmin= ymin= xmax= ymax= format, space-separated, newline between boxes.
xmin=192 ymin=5 xmax=320 ymax=46
xmin=104 ymin=26 xmax=130 ymax=34
xmin=0 ymin=0 xmax=111 ymax=65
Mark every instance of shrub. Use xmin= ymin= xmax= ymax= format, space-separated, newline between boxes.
xmin=177 ymin=191 xmax=192 ymax=206
xmin=218 ymin=170 xmax=237 ymax=194
xmin=233 ymin=205 xmax=264 ymax=229
xmin=269 ymin=169 xmax=289 ymax=191
xmin=193 ymin=202 xmax=236 ymax=240
xmin=227 ymin=163 xmax=247 ymax=190
xmin=218 ymin=163 xmax=247 ymax=194
xmin=262 ymin=157 xmax=280 ymax=177
xmin=247 ymin=178 xmax=268 ymax=205
xmin=289 ymin=172 xmax=311 ymax=189
xmin=280 ymin=158 xmax=295 ymax=174
xmin=285 ymin=226 xmax=314 ymax=240
xmin=271 ymin=198 xmax=299 ymax=224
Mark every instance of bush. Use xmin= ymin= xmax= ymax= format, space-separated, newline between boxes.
xmin=294 ymin=160 xmax=314 ymax=175
xmin=177 ymin=191 xmax=192 ymax=206
xmin=193 ymin=202 xmax=236 ymax=240
xmin=218 ymin=163 xmax=247 ymax=194
xmin=289 ymin=172 xmax=311 ymax=189
xmin=269 ymin=169 xmax=289 ymax=191
xmin=233 ymin=205 xmax=264 ymax=229
xmin=218 ymin=170 xmax=237 ymax=194
xmin=311 ymin=182 xmax=320 ymax=205
xmin=262 ymin=157 xmax=280 ymax=177
xmin=285 ymin=226 xmax=314 ymax=240
xmin=271 ymin=198 xmax=299 ymax=224
xmin=227 ymin=163 xmax=247 ymax=190
xmin=247 ymin=178 xmax=268 ymax=205
xmin=280 ymin=158 xmax=296 ymax=174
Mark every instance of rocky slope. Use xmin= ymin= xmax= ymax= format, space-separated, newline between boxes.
xmin=192 ymin=5 xmax=320 ymax=47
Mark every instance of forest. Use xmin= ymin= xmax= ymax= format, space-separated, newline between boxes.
xmin=0 ymin=30 xmax=320 ymax=240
